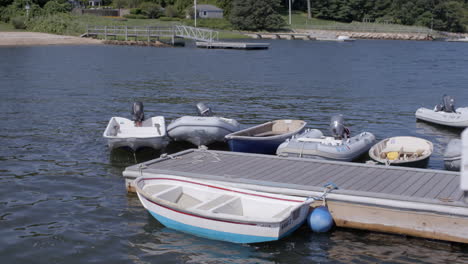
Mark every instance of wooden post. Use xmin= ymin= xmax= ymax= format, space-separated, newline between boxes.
xmin=125 ymin=26 xmax=128 ymax=41
xmin=104 ymin=26 xmax=107 ymax=40
xmin=462 ymin=128 xmax=468 ymax=203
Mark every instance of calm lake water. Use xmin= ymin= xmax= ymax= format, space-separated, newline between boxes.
xmin=1 ymin=39 xmax=468 ymax=263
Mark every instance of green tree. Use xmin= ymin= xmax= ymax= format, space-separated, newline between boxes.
xmin=217 ymin=0 xmax=232 ymax=16
xmin=140 ymin=2 xmax=162 ymax=18
xmin=229 ymin=0 xmax=285 ymax=30
xmin=43 ymin=0 xmax=70 ymax=14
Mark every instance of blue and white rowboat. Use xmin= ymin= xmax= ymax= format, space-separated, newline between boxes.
xmin=135 ymin=175 xmax=312 ymax=243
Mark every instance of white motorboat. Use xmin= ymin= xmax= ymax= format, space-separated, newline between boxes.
xmin=103 ymin=116 xmax=169 ymax=151
xmin=103 ymin=102 xmax=169 ymax=151
xmin=135 ymin=175 xmax=312 ymax=243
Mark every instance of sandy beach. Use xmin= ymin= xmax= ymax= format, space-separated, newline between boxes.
xmin=0 ymin=32 xmax=103 ymax=46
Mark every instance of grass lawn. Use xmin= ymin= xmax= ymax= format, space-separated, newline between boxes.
xmin=0 ymin=21 xmax=25 ymax=32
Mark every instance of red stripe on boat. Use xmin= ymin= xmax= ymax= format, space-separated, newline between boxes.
xmin=140 ymin=177 xmax=304 ymax=202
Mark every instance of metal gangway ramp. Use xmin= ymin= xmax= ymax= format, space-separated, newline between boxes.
xmin=174 ymin=25 xmax=219 ymax=43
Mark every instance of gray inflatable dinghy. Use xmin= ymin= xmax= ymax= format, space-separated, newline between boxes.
xmin=444 ymin=139 xmax=461 ymax=171
xmin=277 ymin=115 xmax=376 ymax=161
xmin=415 ymin=95 xmax=468 ymax=128
xmin=167 ymin=103 xmax=241 ymax=146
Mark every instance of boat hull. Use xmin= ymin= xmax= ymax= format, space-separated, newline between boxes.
xmin=415 ymin=107 xmax=468 ymax=128
xmin=226 ymin=120 xmax=307 ymax=155
xmin=103 ymin=116 xmax=169 ymax=151
xmin=368 ymin=136 xmax=433 ymax=168
xmin=277 ymin=131 xmax=375 ymax=162
xmin=444 ymin=139 xmax=462 ymax=171
xmin=167 ymin=116 xmax=240 ymax=146
xmin=107 ymin=136 xmax=169 ymax=151
xmin=228 ymin=137 xmax=288 ymax=155
xmin=140 ymin=195 xmax=307 ymax=243
xmin=135 ymin=176 xmax=310 ymax=243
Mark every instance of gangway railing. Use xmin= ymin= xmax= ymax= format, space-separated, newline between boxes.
xmin=173 ymin=25 xmax=219 ymax=42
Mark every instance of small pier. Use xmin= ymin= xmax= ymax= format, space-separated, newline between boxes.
xmin=123 ymin=149 xmax=468 ymax=244
xmin=196 ymin=41 xmax=269 ymax=50
xmin=84 ymin=25 xmax=268 ymax=49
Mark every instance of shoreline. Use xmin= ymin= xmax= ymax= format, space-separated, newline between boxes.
xmin=0 ymin=32 xmax=103 ymax=46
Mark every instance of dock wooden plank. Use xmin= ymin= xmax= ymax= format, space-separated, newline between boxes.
xmin=413 ymin=173 xmax=448 ymax=198
xmin=305 ymin=164 xmax=352 ymax=186
xmin=368 ymin=169 xmax=404 ymax=193
xmin=377 ymin=171 xmax=414 ymax=193
xmin=424 ymin=174 xmax=454 ymax=199
xmin=400 ymin=172 xmax=435 ymax=197
xmin=276 ymin=160 xmax=314 ymax=182
xmin=307 ymin=165 xmax=352 ymax=185
xmin=337 ymin=168 xmax=381 ymax=191
xmin=315 ymin=165 xmax=361 ymax=187
xmin=391 ymin=171 xmax=426 ymax=195
xmin=437 ymin=177 xmax=461 ymax=201
xmin=261 ymin=161 xmax=310 ymax=182
xmin=297 ymin=164 xmax=341 ymax=184
xmin=245 ymin=158 xmax=292 ymax=180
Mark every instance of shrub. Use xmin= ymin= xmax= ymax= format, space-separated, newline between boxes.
xmin=130 ymin=8 xmax=142 ymax=15
xmin=159 ymin=16 xmax=181 ymax=21
xmin=11 ymin=15 xmax=26 ymax=29
xmin=123 ymin=13 xmax=147 ymax=19
xmin=25 ymin=13 xmax=87 ymax=35
xmin=164 ymin=5 xmax=179 ymax=18
xmin=43 ymin=1 xmax=71 ymax=15
xmin=140 ymin=2 xmax=162 ymax=19
xmin=229 ymin=0 xmax=285 ymax=31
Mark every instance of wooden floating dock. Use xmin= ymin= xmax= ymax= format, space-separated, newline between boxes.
xmin=123 ymin=149 xmax=468 ymax=244
xmin=196 ymin=41 xmax=269 ymax=50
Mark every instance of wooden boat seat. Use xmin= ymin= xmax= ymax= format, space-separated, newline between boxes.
xmin=194 ymin=195 xmax=235 ymax=210
xmin=145 ymin=184 xmax=174 ymax=196
xmin=272 ymin=206 xmax=292 ymax=218
xmin=212 ymin=197 xmax=243 ymax=216
xmin=118 ymin=126 xmax=160 ymax=137
xmin=155 ymin=186 xmax=202 ymax=209
xmin=254 ymin=131 xmax=283 ymax=137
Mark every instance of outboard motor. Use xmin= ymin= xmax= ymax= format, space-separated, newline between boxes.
xmin=330 ymin=115 xmax=349 ymax=140
xmin=196 ymin=102 xmax=213 ymax=116
xmin=131 ymin=102 xmax=145 ymax=125
xmin=442 ymin=95 xmax=456 ymax=113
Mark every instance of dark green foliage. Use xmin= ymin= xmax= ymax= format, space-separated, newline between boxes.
xmin=0 ymin=0 xmax=13 ymax=7
xmin=11 ymin=15 xmax=25 ymax=28
xmin=174 ymin=0 xmax=191 ymax=14
xmin=310 ymin=0 xmax=468 ymax=32
xmin=0 ymin=0 xmax=42 ymax=22
xmin=159 ymin=16 xmax=180 ymax=21
xmin=216 ymin=0 xmax=232 ymax=16
xmin=43 ymin=1 xmax=70 ymax=15
xmin=229 ymin=0 xmax=285 ymax=30
xmin=163 ymin=5 xmax=178 ymax=17
xmin=123 ymin=13 xmax=148 ymax=18
xmin=140 ymin=2 xmax=162 ymax=18
xmin=130 ymin=7 xmax=142 ymax=14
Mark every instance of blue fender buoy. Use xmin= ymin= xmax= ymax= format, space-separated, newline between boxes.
xmin=308 ymin=206 xmax=334 ymax=233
